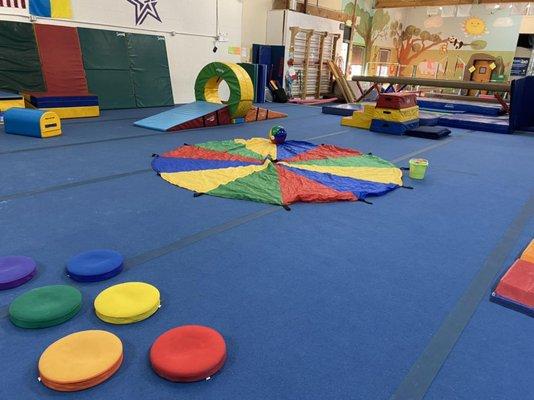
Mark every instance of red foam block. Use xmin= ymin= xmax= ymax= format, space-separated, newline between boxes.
xmin=495 ymin=259 xmax=534 ymax=308
xmin=376 ymin=92 xmax=417 ymax=110
xmin=150 ymin=325 xmax=227 ymax=382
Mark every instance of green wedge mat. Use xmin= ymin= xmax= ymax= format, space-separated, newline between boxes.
xmin=9 ymin=285 xmax=82 ymax=329
xmin=0 ymin=21 xmax=45 ymax=92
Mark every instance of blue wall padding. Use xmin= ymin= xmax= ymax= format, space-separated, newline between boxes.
xmin=509 ymin=76 xmax=534 ymax=131
xmin=438 ymin=113 xmax=510 ymax=134
xmin=257 ymin=64 xmax=267 ymax=103
xmin=29 ymin=94 xmax=98 ymax=108
xmin=417 ymin=98 xmax=502 ymax=116
xmin=4 ymin=108 xmax=47 ymax=137
xmin=29 ymin=0 xmax=51 ymax=17
xmin=322 ymin=103 xmax=362 ymax=116
xmin=134 ymin=101 xmax=227 ymax=132
xmin=370 ymin=119 xmax=419 ymax=135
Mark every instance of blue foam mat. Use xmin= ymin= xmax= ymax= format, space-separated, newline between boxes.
xmin=322 ymin=103 xmax=362 ymax=116
xmin=417 ymin=98 xmax=502 ymax=116
xmin=0 ymin=90 xmax=22 ymax=100
xmin=370 ymin=119 xmax=419 ymax=135
xmin=438 ymin=113 xmax=510 ymax=134
xmin=134 ymin=101 xmax=227 ymax=132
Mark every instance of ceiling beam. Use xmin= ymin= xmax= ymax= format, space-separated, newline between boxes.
xmin=375 ymin=0 xmax=531 ymax=9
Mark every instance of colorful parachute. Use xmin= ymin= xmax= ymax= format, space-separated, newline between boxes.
xmin=151 ymin=138 xmax=404 ymax=206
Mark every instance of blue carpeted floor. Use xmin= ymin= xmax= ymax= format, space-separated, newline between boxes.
xmin=0 ymin=103 xmax=533 ymax=400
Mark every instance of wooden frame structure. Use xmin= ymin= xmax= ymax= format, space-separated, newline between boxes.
xmin=351 ymin=75 xmax=511 ymax=113
xmin=288 ymin=26 xmax=340 ymax=99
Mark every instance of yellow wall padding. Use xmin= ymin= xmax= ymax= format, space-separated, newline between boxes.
xmin=194 ymin=62 xmax=254 ymax=118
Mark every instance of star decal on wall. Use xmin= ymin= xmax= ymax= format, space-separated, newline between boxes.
xmin=127 ymin=0 xmax=162 ymax=25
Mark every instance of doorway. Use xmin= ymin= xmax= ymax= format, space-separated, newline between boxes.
xmin=468 ymin=59 xmax=492 ymax=95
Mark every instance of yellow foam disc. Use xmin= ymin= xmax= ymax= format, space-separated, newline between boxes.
xmin=94 ymin=282 xmax=160 ymax=324
xmin=38 ymin=330 xmax=123 ymax=392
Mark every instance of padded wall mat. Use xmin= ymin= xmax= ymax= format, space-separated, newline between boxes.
xmin=33 ymin=24 xmax=89 ymax=95
xmin=127 ymin=33 xmax=173 ymax=108
xmin=78 ymin=28 xmax=136 ymax=109
xmin=0 ymin=21 xmax=45 ymax=92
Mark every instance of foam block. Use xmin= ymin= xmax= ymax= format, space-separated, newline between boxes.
xmin=4 ymin=108 xmax=61 ymax=138
xmin=492 ymin=259 xmax=534 ymax=316
xmin=42 ymin=106 xmax=100 ymax=119
xmin=0 ymin=98 xmax=25 ymax=112
xmin=405 ymin=126 xmax=451 ymax=140
xmin=370 ymin=119 xmax=419 ymax=135
xmin=26 ymin=94 xmax=99 ymax=108
xmin=417 ymin=97 xmax=502 ymax=116
xmin=0 ymin=256 xmax=37 ymax=290
xmin=9 ymin=285 xmax=82 ymax=328
xmin=39 ymin=330 xmax=123 ymax=392
xmin=322 ymin=103 xmax=362 ymax=116
xmin=150 ymin=325 xmax=227 ymax=382
xmin=341 ymin=112 xmax=373 ymax=129
xmin=67 ymin=249 xmax=124 ymax=282
xmin=94 ymin=282 xmax=160 ymax=324
xmin=376 ymin=93 xmax=417 ymax=109
xmin=438 ymin=113 xmax=509 ymax=134
xmin=373 ymin=106 xmax=419 ymax=122
xmin=521 ymin=240 xmax=534 ymax=264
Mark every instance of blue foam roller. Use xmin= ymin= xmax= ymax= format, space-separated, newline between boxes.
xmin=66 ymin=249 xmax=124 ymax=282
xmin=370 ymin=119 xmax=419 ymax=135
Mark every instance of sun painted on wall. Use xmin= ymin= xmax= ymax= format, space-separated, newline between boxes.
xmin=462 ymin=17 xmax=488 ymax=37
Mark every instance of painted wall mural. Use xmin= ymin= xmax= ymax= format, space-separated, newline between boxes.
xmin=341 ymin=1 xmax=522 ymax=80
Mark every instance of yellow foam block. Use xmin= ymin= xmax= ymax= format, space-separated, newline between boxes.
xmin=373 ymin=106 xmax=419 ymax=122
xmin=94 ymin=282 xmax=160 ymax=324
xmin=42 ymin=106 xmax=100 ymax=119
xmin=40 ymin=111 xmax=62 ymax=137
xmin=362 ymin=103 xmax=376 ymax=117
xmin=341 ymin=112 xmax=372 ymax=129
xmin=520 ymin=239 xmax=534 ymax=264
xmin=38 ymin=330 xmax=123 ymax=391
xmin=0 ymin=99 xmax=25 ymax=112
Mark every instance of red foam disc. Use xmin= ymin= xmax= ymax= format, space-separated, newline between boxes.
xmin=150 ymin=325 xmax=227 ymax=382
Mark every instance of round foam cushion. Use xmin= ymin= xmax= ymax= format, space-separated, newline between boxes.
xmin=39 ymin=330 xmax=123 ymax=392
xmin=67 ymin=249 xmax=124 ymax=282
xmin=0 ymin=256 xmax=37 ymax=290
xmin=150 ymin=325 xmax=227 ymax=382
xmin=94 ymin=282 xmax=160 ymax=324
xmin=9 ymin=285 xmax=82 ymax=329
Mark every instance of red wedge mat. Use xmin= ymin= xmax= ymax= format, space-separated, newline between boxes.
xmin=150 ymin=325 xmax=227 ymax=382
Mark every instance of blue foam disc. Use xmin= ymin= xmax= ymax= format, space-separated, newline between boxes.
xmin=66 ymin=250 xmax=124 ymax=282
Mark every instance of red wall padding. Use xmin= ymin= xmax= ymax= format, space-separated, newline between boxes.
xmin=34 ymin=24 xmax=89 ymax=95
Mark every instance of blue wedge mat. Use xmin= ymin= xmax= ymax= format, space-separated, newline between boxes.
xmin=417 ymin=98 xmax=502 ymax=116
xmin=438 ymin=113 xmax=510 ymax=134
xmin=370 ymin=119 xmax=419 ymax=135
xmin=66 ymin=249 xmax=124 ymax=282
xmin=134 ymin=101 xmax=227 ymax=132
xmin=0 ymin=90 xmax=22 ymax=100
xmin=322 ymin=103 xmax=362 ymax=116
xmin=257 ymin=64 xmax=267 ymax=103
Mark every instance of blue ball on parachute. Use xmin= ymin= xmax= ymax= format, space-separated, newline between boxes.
xmin=268 ymin=126 xmax=287 ymax=144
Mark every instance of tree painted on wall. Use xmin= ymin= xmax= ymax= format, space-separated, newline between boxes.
xmin=389 ymin=21 xmax=488 ymax=74
xmin=343 ymin=1 xmax=390 ymax=64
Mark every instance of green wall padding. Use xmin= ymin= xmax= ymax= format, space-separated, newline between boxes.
xmin=0 ymin=21 xmax=45 ymax=92
xmin=127 ymin=34 xmax=174 ymax=108
xmin=238 ymin=63 xmax=258 ymax=102
xmin=78 ymin=29 xmax=136 ymax=109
